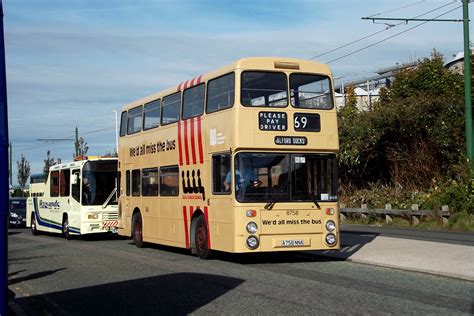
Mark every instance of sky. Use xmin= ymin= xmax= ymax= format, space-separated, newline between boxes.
xmin=4 ymin=0 xmax=471 ymax=186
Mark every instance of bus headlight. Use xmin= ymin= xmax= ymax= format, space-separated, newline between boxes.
xmin=325 ymin=220 xmax=336 ymax=232
xmin=246 ymin=236 xmax=259 ymax=250
xmin=87 ymin=213 xmax=99 ymax=220
xmin=246 ymin=222 xmax=258 ymax=234
xmin=325 ymin=233 xmax=337 ymax=246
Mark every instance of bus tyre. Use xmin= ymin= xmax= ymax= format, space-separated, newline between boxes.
xmin=62 ymin=215 xmax=72 ymax=240
xmin=132 ymin=212 xmax=144 ymax=248
xmin=194 ymin=215 xmax=211 ymax=259
xmin=31 ymin=213 xmax=39 ymax=236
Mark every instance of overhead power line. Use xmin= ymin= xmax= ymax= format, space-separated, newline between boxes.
xmin=309 ymin=1 xmax=457 ymax=60
xmin=326 ymin=4 xmax=462 ymax=64
xmin=17 ymin=125 xmax=116 ymax=152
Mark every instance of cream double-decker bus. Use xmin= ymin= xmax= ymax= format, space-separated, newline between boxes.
xmin=118 ymin=57 xmax=339 ymax=258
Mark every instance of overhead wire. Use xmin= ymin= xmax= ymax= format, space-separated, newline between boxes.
xmin=309 ymin=1 xmax=457 ymax=61
xmin=326 ymin=4 xmax=462 ymax=64
xmin=17 ymin=125 xmax=116 ymax=152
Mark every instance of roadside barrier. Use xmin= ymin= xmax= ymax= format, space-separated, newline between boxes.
xmin=339 ymin=203 xmax=450 ymax=226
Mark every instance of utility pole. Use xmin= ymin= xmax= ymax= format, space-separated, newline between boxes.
xmin=463 ymin=0 xmax=473 ymax=168
xmin=0 ymin=0 xmax=9 ymax=314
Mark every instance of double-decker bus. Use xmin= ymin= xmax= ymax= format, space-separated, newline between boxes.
xmin=26 ymin=157 xmax=119 ymax=239
xmin=117 ymin=57 xmax=339 ymax=258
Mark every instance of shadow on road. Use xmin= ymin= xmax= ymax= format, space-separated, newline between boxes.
xmin=16 ymin=273 xmax=244 ymax=315
xmin=9 ymin=268 xmax=67 ymax=285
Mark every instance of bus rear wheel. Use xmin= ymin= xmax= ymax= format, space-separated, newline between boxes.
xmin=132 ymin=212 xmax=144 ymax=248
xmin=31 ymin=213 xmax=39 ymax=236
xmin=62 ymin=215 xmax=72 ymax=240
xmin=194 ymin=215 xmax=211 ymax=259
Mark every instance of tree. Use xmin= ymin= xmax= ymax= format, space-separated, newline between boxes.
xmin=17 ymin=154 xmax=31 ymax=194
xmin=74 ymin=126 xmax=89 ymax=159
xmin=43 ymin=150 xmax=57 ymax=174
xmin=338 ymin=51 xmax=465 ymax=188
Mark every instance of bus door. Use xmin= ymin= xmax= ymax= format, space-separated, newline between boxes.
xmin=208 ymin=153 xmax=234 ymax=250
xmin=71 ymin=169 xmax=82 ymax=220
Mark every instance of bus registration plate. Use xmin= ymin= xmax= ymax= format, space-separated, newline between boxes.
xmin=281 ymin=239 xmax=305 ymax=247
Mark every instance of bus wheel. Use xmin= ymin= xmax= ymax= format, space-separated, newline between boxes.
xmin=62 ymin=215 xmax=72 ymax=240
xmin=132 ymin=212 xmax=144 ymax=248
xmin=31 ymin=213 xmax=39 ymax=236
xmin=194 ymin=215 xmax=211 ymax=259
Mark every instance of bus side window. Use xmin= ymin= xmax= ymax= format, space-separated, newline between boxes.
xmin=132 ymin=169 xmax=141 ymax=196
xmin=50 ymin=171 xmax=60 ymax=197
xmin=71 ymin=170 xmax=80 ymax=202
xmin=212 ymin=154 xmax=231 ymax=194
xmin=120 ymin=111 xmax=128 ymax=137
xmin=142 ymin=168 xmax=159 ymax=196
xmin=207 ymin=72 xmax=235 ymax=113
xmin=126 ymin=170 xmax=130 ymax=196
xmin=160 ymin=166 xmax=179 ymax=196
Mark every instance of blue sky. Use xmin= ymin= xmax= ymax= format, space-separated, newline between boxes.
xmin=5 ymin=0 xmax=470 ymax=185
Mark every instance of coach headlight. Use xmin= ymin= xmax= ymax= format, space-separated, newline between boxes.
xmin=325 ymin=220 xmax=336 ymax=232
xmin=246 ymin=222 xmax=258 ymax=234
xmin=325 ymin=233 xmax=337 ymax=246
xmin=246 ymin=236 xmax=259 ymax=250
xmin=10 ymin=212 xmax=18 ymax=218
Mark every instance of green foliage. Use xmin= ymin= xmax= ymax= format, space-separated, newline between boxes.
xmin=16 ymin=154 xmax=31 ymax=191
xmin=43 ymin=150 xmax=57 ymax=174
xmin=339 ymin=50 xmax=471 ymax=216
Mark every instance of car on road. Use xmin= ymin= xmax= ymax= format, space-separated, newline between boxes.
xmin=9 ymin=197 xmax=27 ymax=228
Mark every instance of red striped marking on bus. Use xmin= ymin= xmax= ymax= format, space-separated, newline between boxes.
xmin=190 ymin=118 xmax=197 ymax=165
xmin=197 ymin=116 xmax=204 ymax=164
xmin=178 ymin=121 xmax=183 ymax=165
xmin=189 ymin=206 xmax=194 ymax=224
xmin=204 ymin=206 xmax=211 ymax=249
xmin=177 ymin=82 xmax=183 ymax=92
xmin=183 ymin=119 xmax=190 ymax=165
xmin=102 ymin=221 xmax=118 ymax=227
xmin=197 ymin=75 xmax=203 ymax=84
xmin=182 ymin=206 xmax=189 ymax=249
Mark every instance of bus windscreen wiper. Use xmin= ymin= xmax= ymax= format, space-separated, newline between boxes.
xmin=264 ymin=177 xmax=289 ymax=210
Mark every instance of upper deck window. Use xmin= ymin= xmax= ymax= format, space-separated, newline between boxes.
xmin=290 ymin=74 xmax=333 ymax=109
xmin=241 ymin=71 xmax=288 ymax=107
xmin=182 ymin=84 xmax=205 ymax=120
xmin=143 ymin=99 xmax=161 ymax=130
xmin=119 ymin=111 xmax=127 ymax=137
xmin=207 ymin=73 xmax=235 ymax=113
xmin=162 ymin=93 xmax=181 ymax=125
xmin=127 ymin=106 xmax=143 ymax=134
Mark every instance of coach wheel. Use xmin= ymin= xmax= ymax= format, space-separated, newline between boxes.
xmin=62 ymin=215 xmax=72 ymax=240
xmin=31 ymin=213 xmax=39 ymax=236
xmin=194 ymin=215 xmax=211 ymax=259
xmin=132 ymin=212 xmax=144 ymax=248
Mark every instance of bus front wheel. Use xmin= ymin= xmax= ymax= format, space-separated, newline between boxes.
xmin=31 ymin=213 xmax=39 ymax=236
xmin=194 ymin=215 xmax=211 ymax=259
xmin=132 ymin=212 xmax=144 ymax=248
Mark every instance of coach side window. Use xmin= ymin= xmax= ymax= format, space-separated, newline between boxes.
xmin=71 ymin=169 xmax=80 ymax=202
xmin=143 ymin=99 xmax=161 ymax=130
xmin=127 ymin=106 xmax=143 ymax=134
xmin=162 ymin=93 xmax=181 ymax=125
xmin=183 ymin=84 xmax=205 ymax=119
xmin=120 ymin=111 xmax=127 ymax=137
xmin=50 ymin=171 xmax=60 ymax=197
xmin=207 ymin=73 xmax=235 ymax=113
xmin=60 ymin=169 xmax=70 ymax=197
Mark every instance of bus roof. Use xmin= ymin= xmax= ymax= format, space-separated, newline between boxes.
xmin=49 ymin=157 xmax=118 ymax=171
xmin=122 ymin=57 xmax=332 ymax=111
